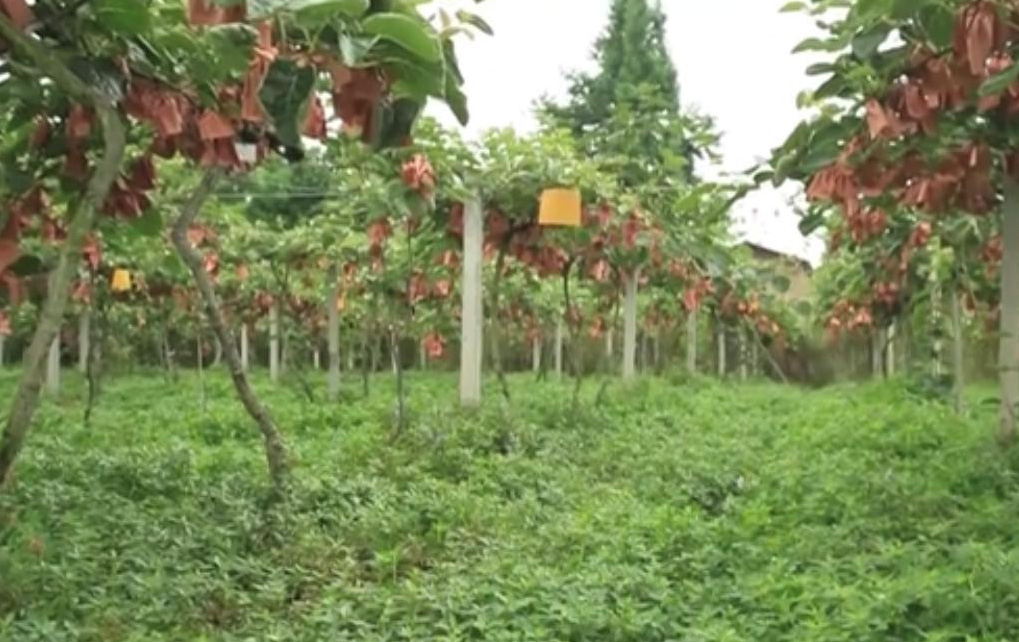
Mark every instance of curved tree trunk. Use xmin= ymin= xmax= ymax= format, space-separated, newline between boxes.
xmin=0 ymin=19 xmax=127 ymax=488
xmin=999 ymin=178 xmax=1019 ymax=446
xmin=171 ymin=169 xmax=288 ymax=493
xmin=239 ymin=323 xmax=249 ymax=372
xmin=45 ymin=335 xmax=60 ymax=397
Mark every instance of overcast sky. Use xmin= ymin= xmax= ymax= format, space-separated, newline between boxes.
xmin=425 ymin=0 xmax=827 ymax=265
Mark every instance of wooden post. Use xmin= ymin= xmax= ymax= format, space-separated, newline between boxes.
xmin=951 ymin=292 xmax=965 ymax=414
xmin=886 ymin=321 xmax=897 ymax=377
xmin=1000 ymin=179 xmax=1019 ymax=444
xmin=327 ymin=268 xmax=341 ymax=401
xmin=77 ymin=311 xmax=90 ymax=374
xmin=240 ymin=323 xmax=249 ymax=372
xmin=739 ymin=328 xmax=748 ymax=381
xmin=459 ymin=198 xmax=483 ymax=408
xmin=622 ymin=270 xmax=638 ymax=381
xmin=717 ymin=323 xmax=726 ymax=379
xmin=872 ymin=330 xmax=882 ymax=378
xmin=686 ymin=308 xmax=697 ymax=374
xmin=555 ymin=321 xmax=564 ymax=380
xmin=269 ymin=303 xmax=280 ymax=383
xmin=46 ymin=335 xmax=59 ymax=396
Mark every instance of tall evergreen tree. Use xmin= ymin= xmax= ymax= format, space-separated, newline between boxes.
xmin=540 ymin=0 xmax=699 ymax=188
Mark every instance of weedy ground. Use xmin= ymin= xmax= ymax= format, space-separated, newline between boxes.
xmin=1 ymin=369 xmax=1017 ymax=642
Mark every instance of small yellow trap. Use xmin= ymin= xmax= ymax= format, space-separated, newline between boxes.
xmin=538 ymin=187 xmax=582 ymax=227
xmin=111 ymin=269 xmax=132 ymax=292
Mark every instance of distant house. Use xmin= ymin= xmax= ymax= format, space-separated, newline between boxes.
xmin=740 ymin=241 xmax=813 ymax=301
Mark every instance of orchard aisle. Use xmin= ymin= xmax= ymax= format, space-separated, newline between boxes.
xmin=1 ymin=371 xmax=1015 ymax=641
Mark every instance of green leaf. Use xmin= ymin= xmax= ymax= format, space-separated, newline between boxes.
xmin=258 ymin=59 xmax=316 ymax=149
xmin=917 ymin=3 xmax=953 ymax=48
xmin=853 ymin=0 xmax=892 ymax=20
xmin=68 ymin=57 xmax=126 ymax=102
xmin=851 ymin=23 xmax=891 ymax=60
xmin=814 ymin=74 xmax=847 ymax=100
xmin=799 ymin=211 xmax=825 ymax=236
xmin=367 ymin=98 xmax=421 ymax=150
xmin=93 ymin=0 xmax=151 ymax=35
xmin=455 ymin=9 xmax=493 ymax=35
xmin=7 ymin=254 xmax=42 ymax=277
xmin=362 ymin=12 xmax=442 ymax=62
xmin=779 ymin=1 xmax=806 ymax=12
xmin=794 ymin=300 xmax=813 ymax=316
xmin=792 ymin=37 xmax=831 ymax=54
xmin=338 ymin=33 xmax=377 ymax=65
xmin=292 ymin=0 xmax=370 ymax=23
xmin=131 ymin=209 xmax=163 ymax=237
xmin=771 ymin=274 xmax=791 ymax=293
xmin=978 ymin=62 xmax=1019 ymax=97
xmin=805 ymin=62 xmax=835 ymax=76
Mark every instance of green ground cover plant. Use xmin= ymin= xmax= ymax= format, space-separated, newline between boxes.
xmin=1 ymin=372 xmax=1018 ymax=642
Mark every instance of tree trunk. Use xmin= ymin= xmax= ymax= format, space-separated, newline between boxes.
xmin=1000 ymin=178 xmax=1019 ymax=446
xmin=686 ymin=309 xmax=697 ymax=374
xmin=0 ymin=334 xmax=5 ymax=368
xmin=45 ymin=335 xmax=60 ymax=397
xmin=459 ymin=198 xmax=483 ymax=408
xmin=0 ymin=37 xmax=126 ymax=488
xmin=622 ymin=270 xmax=638 ymax=381
xmin=171 ymin=169 xmax=288 ymax=493
xmin=313 ymin=348 xmax=320 ymax=371
xmin=77 ymin=311 xmax=90 ymax=374
xmin=269 ymin=304 xmax=280 ymax=383
xmin=240 ymin=323 xmax=249 ymax=372
xmin=212 ymin=336 xmax=222 ymax=368
xmin=951 ymin=290 xmax=965 ymax=414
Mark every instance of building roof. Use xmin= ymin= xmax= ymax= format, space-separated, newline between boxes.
xmin=739 ymin=240 xmax=814 ymax=275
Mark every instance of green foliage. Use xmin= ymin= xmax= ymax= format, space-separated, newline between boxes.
xmin=2 ymin=373 xmax=1019 ymax=641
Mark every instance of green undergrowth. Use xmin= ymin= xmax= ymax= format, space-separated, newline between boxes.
xmin=1 ymin=370 xmax=1018 ymax=641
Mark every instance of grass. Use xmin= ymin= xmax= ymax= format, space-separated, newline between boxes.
xmin=1 ymin=369 xmax=1018 ymax=641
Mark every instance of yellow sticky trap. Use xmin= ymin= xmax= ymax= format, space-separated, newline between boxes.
xmin=111 ymin=269 xmax=131 ymax=292
xmin=538 ymin=187 xmax=582 ymax=227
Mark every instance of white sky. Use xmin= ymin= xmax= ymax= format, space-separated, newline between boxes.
xmin=426 ymin=0 xmax=827 ymax=265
